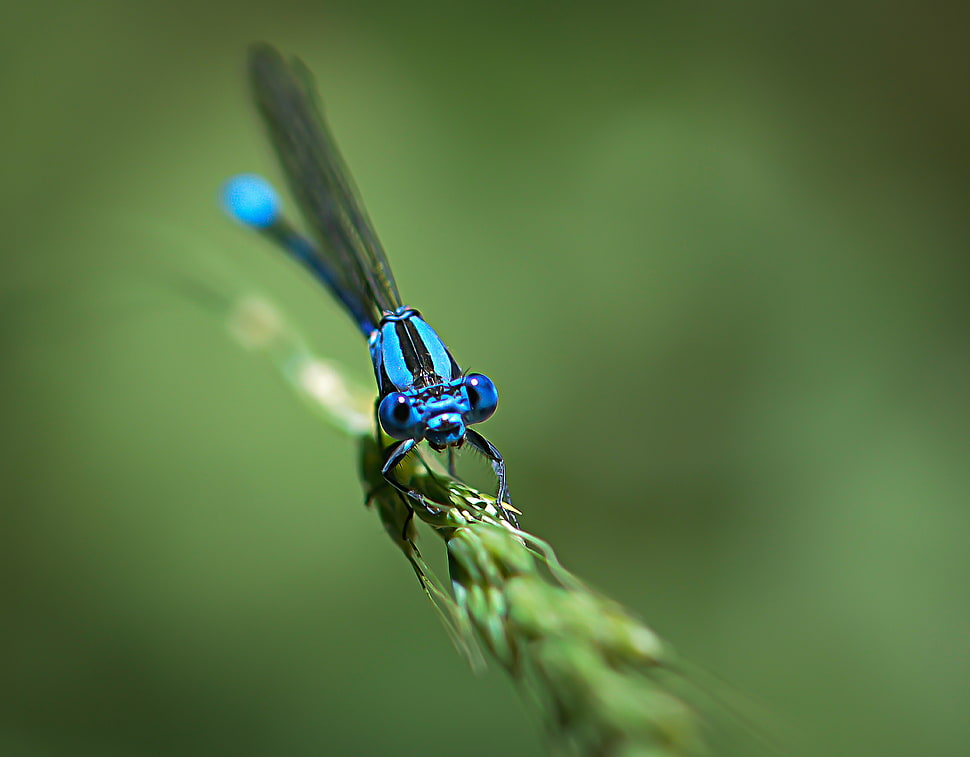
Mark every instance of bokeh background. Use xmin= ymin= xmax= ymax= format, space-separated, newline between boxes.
xmin=3 ymin=1 xmax=968 ymax=755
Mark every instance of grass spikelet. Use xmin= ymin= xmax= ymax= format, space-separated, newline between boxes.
xmin=227 ymin=296 xmax=707 ymax=756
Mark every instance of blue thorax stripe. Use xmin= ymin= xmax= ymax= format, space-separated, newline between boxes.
xmin=411 ymin=317 xmax=458 ymax=381
xmin=379 ymin=319 xmax=412 ymax=389
xmin=374 ymin=308 xmax=461 ymax=392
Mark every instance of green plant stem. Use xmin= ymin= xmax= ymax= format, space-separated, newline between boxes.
xmin=228 ymin=296 xmax=706 ymax=757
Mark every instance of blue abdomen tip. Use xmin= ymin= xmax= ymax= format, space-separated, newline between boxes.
xmin=221 ymin=174 xmax=280 ymax=228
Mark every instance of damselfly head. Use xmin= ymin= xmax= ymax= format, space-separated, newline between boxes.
xmin=379 ymin=388 xmax=473 ymax=447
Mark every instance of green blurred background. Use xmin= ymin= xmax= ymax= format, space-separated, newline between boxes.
xmin=2 ymin=1 xmax=968 ymax=755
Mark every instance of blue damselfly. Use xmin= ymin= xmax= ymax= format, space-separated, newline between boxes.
xmin=222 ymin=44 xmax=517 ymax=526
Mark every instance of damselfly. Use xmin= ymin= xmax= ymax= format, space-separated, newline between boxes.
xmin=222 ymin=45 xmax=517 ymax=526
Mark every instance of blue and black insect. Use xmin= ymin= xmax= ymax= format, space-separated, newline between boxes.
xmin=222 ymin=44 xmax=516 ymax=526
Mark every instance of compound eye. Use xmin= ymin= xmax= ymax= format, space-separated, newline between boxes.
xmin=378 ymin=392 xmax=421 ymax=440
xmin=462 ymin=374 xmax=498 ymax=424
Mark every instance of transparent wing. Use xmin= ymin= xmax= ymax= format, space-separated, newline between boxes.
xmin=248 ymin=44 xmax=403 ymax=322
